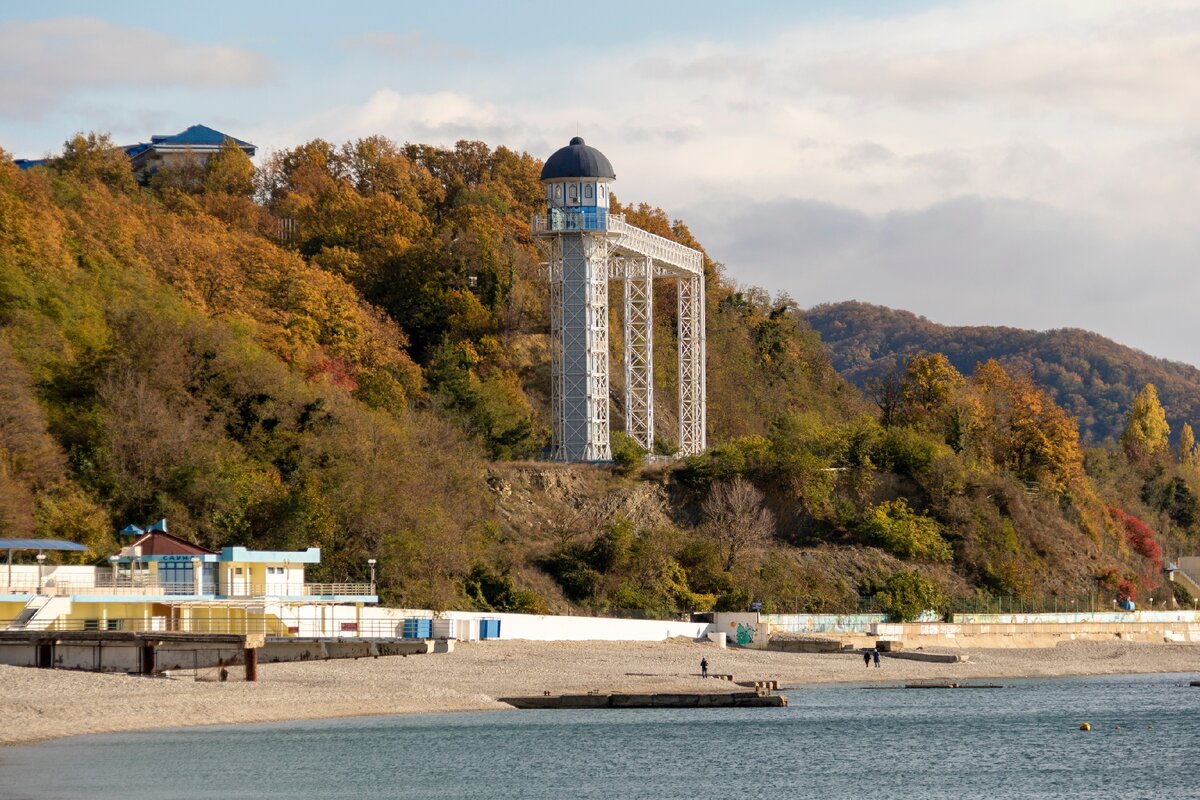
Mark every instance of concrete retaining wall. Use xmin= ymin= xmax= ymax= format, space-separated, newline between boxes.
xmin=359 ymin=607 xmax=712 ymax=642
xmin=874 ymin=619 xmax=1200 ymax=648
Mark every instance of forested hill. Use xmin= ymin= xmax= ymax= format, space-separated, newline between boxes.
xmin=804 ymin=301 xmax=1200 ymax=445
xmin=1 ymin=134 xmax=1188 ymax=617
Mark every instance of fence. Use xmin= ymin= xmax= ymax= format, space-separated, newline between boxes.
xmin=0 ymin=617 xmax=407 ymax=638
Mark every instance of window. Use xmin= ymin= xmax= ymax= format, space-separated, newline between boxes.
xmin=554 ymin=184 xmax=562 ymax=198
xmin=584 ymin=184 xmax=593 ymax=199
xmin=569 ymin=184 xmax=578 ymax=201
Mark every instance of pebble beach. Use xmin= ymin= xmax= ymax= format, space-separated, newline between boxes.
xmin=3 ymin=638 xmax=1200 ymax=747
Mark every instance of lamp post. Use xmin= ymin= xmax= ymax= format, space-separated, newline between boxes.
xmin=109 ymin=555 xmax=119 ymax=587
xmin=36 ymin=552 xmax=46 ymax=593
xmin=367 ymin=558 xmax=377 ymax=593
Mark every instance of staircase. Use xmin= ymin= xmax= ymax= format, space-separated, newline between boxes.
xmin=6 ymin=595 xmax=72 ymax=631
xmin=1173 ymin=563 xmax=1200 ymax=602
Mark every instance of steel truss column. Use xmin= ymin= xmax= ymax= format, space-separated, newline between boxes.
xmin=551 ymin=233 xmax=611 ymax=461
xmin=623 ymin=256 xmax=655 ymax=451
xmin=548 ymin=243 xmax=565 ymax=459
xmin=676 ymin=272 xmax=706 ymax=456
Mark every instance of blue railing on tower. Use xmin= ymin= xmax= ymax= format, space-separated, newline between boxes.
xmin=533 ymin=208 xmax=609 ymax=233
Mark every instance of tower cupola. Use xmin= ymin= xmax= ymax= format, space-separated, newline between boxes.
xmin=541 ymin=136 xmax=615 ymax=212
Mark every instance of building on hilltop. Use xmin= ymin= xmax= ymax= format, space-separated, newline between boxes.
xmin=124 ymin=124 xmax=255 ymax=183
xmin=13 ymin=124 xmax=256 ymax=183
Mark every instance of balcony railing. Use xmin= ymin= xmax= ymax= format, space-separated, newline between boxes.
xmin=531 ymin=209 xmax=612 ymax=234
xmin=1 ymin=580 xmax=374 ymax=598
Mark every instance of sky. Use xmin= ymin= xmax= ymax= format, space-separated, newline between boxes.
xmin=3 ymin=1 xmax=1198 ymax=365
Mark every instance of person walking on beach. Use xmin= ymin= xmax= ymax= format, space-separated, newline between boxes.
xmin=863 ymin=650 xmax=871 ymax=668
xmin=872 ymin=649 xmax=881 ymax=668
xmin=700 ymin=657 xmax=709 ymax=678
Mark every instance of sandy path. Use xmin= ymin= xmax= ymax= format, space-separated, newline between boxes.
xmin=3 ymin=638 xmax=1199 ymax=747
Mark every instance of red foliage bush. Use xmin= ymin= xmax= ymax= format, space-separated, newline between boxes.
xmin=1109 ymin=507 xmax=1163 ymax=571
xmin=1117 ymin=578 xmax=1138 ymax=602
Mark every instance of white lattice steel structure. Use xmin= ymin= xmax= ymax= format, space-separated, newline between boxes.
xmin=535 ymin=137 xmax=706 ymax=462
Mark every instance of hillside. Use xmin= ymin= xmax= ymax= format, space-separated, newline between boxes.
xmin=0 ymin=134 xmax=1190 ymax=619
xmin=803 ymin=301 xmax=1200 ymax=445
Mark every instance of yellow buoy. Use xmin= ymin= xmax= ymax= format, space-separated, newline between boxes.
xmin=1079 ymin=722 xmax=1092 ymax=731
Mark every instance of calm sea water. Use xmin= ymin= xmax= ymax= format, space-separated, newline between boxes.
xmin=2 ymin=673 xmax=1198 ymax=800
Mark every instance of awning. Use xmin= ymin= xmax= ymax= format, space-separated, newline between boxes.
xmin=0 ymin=539 xmax=89 ymax=552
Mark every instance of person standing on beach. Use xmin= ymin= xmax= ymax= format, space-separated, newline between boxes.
xmin=700 ymin=657 xmax=709 ymax=678
xmin=863 ymin=650 xmax=871 ymax=668
xmin=872 ymin=649 xmax=881 ymax=668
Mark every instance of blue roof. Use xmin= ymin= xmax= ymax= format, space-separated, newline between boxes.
xmin=13 ymin=158 xmax=47 ymax=170
xmin=0 ymin=538 xmax=89 ymax=552
xmin=541 ymin=137 xmax=615 ymax=181
xmin=148 ymin=124 xmax=253 ymax=150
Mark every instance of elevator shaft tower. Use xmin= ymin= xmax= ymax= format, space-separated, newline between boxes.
xmin=534 ymin=137 xmax=706 ymax=462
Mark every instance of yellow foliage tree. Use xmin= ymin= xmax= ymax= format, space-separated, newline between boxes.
xmin=1121 ymin=383 xmax=1170 ymax=462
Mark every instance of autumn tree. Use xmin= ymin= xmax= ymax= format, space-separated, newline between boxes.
xmin=700 ymin=476 xmax=775 ymax=571
xmin=1178 ymin=422 xmax=1197 ymax=467
xmin=1121 ymin=383 xmax=1170 ymax=464
xmin=968 ymin=360 xmax=1084 ymax=492
xmin=893 ymin=353 xmax=968 ymax=448
xmin=203 ymin=138 xmax=256 ymax=196
xmin=53 ymin=132 xmax=136 ymax=192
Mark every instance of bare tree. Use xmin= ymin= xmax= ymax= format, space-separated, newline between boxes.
xmin=701 ymin=476 xmax=775 ymax=571
xmin=866 ymin=369 xmax=904 ymax=427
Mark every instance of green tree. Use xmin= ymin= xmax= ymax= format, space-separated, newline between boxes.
xmin=876 ymin=571 xmax=947 ymax=622
xmin=1121 ymin=383 xmax=1170 ymax=462
xmin=203 ymin=138 xmax=256 ymax=196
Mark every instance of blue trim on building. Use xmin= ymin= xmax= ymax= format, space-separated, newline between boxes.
xmin=219 ymin=547 xmax=321 ymax=563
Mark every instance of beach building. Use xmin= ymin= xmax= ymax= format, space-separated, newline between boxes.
xmin=1 ymin=525 xmax=375 ymax=638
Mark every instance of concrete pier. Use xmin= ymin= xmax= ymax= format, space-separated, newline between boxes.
xmin=500 ymin=691 xmax=788 ymax=709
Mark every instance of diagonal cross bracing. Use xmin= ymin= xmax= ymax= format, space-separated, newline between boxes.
xmin=549 ymin=234 xmax=610 ymax=461
xmin=623 ymin=256 xmax=655 ymax=451
xmin=536 ymin=211 xmax=704 ymax=462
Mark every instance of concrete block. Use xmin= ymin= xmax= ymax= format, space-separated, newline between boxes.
xmin=557 ymin=694 xmax=611 ymax=708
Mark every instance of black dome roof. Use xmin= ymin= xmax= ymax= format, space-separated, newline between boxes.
xmin=540 ymin=136 xmax=615 ymax=180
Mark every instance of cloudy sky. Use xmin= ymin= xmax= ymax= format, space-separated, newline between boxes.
xmin=3 ymin=1 xmax=1198 ymax=365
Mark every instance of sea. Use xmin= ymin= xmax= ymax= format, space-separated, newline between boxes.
xmin=2 ymin=673 xmax=1198 ymax=800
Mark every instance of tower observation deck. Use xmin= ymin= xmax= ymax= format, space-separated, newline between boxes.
xmin=533 ymin=137 xmax=706 ymax=462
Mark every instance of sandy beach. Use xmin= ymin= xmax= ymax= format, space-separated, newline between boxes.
xmin=3 ymin=638 xmax=1200 ymax=747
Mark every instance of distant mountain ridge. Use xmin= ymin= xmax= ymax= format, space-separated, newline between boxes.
xmin=803 ymin=301 xmax=1200 ymax=445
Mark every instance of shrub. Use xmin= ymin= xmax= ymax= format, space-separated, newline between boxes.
xmin=611 ymin=432 xmax=646 ymax=476
xmin=462 ymin=564 xmax=545 ymax=613
xmin=1109 ymin=507 xmax=1163 ymax=571
xmin=873 ymin=427 xmax=941 ymax=476
xmin=860 ymin=499 xmax=952 ymax=562
xmin=876 ymin=571 xmax=947 ymax=622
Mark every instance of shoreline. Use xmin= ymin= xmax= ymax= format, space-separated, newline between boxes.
xmin=4 ymin=638 xmax=1200 ymax=748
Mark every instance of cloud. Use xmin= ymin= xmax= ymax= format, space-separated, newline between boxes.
xmin=807 ymin=32 xmax=1200 ymax=124
xmin=340 ymin=32 xmax=477 ymax=62
xmin=0 ymin=17 xmax=269 ymax=118
xmin=257 ymin=89 xmax=522 ymax=153
xmin=681 ymin=194 xmax=1200 ymax=365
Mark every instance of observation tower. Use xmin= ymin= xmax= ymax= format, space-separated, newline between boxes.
xmin=534 ymin=137 xmax=706 ymax=462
